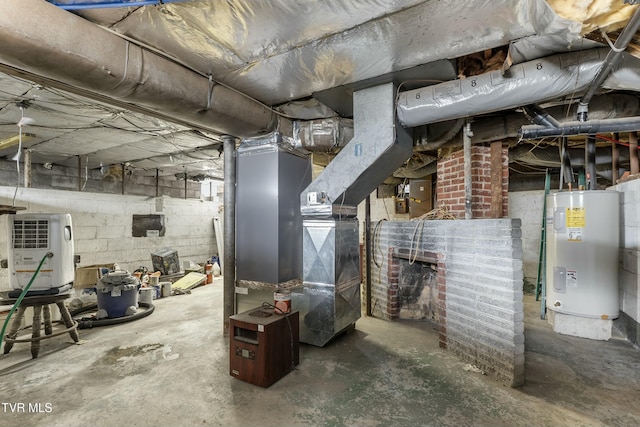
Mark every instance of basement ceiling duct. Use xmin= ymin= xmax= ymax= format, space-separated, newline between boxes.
xmin=397 ymin=48 xmax=640 ymax=128
xmin=0 ymin=0 xmax=278 ymax=138
xmin=61 ymin=0 xmax=583 ymax=106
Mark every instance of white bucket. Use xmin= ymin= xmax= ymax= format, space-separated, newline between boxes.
xmin=161 ymin=281 xmax=172 ymax=298
xmin=139 ymin=287 xmax=154 ymax=305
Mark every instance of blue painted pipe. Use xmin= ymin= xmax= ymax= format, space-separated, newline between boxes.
xmin=50 ymin=0 xmax=188 ymax=10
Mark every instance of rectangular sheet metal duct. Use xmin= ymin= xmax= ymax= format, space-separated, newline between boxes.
xmin=296 ymin=83 xmax=412 ymax=346
xmin=300 ymin=83 xmax=412 ymax=216
xmin=293 ymin=219 xmax=361 ymax=346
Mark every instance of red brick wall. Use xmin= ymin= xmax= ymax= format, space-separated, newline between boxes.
xmin=436 ymin=145 xmax=508 ymax=218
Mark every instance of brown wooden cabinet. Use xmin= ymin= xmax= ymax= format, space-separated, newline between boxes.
xmin=229 ymin=308 xmax=299 ymax=387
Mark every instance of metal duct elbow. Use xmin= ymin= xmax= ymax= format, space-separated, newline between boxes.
xmin=301 ymin=83 xmax=412 ymax=216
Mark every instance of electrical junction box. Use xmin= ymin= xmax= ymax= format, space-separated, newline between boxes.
xmin=229 ymin=308 xmax=299 ymax=387
xmin=395 ymin=197 xmax=409 ymax=214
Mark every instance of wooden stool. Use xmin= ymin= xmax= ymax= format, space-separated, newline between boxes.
xmin=2 ymin=293 xmax=79 ymax=358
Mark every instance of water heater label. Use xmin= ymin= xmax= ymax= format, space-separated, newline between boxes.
xmin=567 ymin=228 xmax=582 ymax=242
xmin=565 ymin=207 xmax=586 ymax=227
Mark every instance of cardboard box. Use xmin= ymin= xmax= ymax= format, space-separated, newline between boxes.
xmin=151 ymin=247 xmax=180 ymax=275
xmin=74 ymin=263 xmax=115 ymax=289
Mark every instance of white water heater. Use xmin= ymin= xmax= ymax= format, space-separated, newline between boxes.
xmin=8 ymin=213 xmax=75 ymax=291
xmin=546 ymin=190 xmax=619 ymax=319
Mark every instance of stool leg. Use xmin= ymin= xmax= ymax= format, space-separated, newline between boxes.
xmin=31 ymin=305 xmax=42 ymax=359
xmin=43 ymin=305 xmax=53 ymax=335
xmin=3 ymin=305 xmax=27 ymax=354
xmin=56 ymin=302 xmax=79 ymax=342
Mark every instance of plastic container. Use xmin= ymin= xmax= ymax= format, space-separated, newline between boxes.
xmin=274 ymin=290 xmax=291 ymax=314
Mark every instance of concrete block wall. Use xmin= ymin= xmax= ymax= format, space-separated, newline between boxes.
xmin=436 ymin=145 xmax=509 ymax=218
xmin=614 ymin=179 xmax=640 ymax=345
xmin=508 ymin=190 xmax=545 ymax=286
xmin=0 ymin=159 xmax=202 ymax=199
xmin=0 ymin=186 xmax=220 ymax=291
xmin=371 ymin=219 xmax=524 ymax=386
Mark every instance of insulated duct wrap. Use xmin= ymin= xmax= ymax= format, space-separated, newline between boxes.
xmin=397 ymin=48 xmax=640 ymax=127
xmin=71 ymin=0 xmax=582 ymax=105
xmin=0 ymin=0 xmax=277 ymax=138
xmin=294 ymin=118 xmax=354 ymax=152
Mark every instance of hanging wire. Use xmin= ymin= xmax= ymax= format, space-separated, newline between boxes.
xmin=12 ymin=107 xmax=26 ymax=206
xmin=81 ymin=156 xmax=89 ymax=191
xmin=408 ymin=220 xmax=425 ymax=265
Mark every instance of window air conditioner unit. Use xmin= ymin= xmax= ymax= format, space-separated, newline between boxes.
xmin=8 ymin=213 xmax=75 ymax=291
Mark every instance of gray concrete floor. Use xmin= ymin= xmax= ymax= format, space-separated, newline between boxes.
xmin=1 ymin=277 xmax=639 ymax=427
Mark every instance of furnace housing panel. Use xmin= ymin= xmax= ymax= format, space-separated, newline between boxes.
xmin=236 ymin=141 xmax=311 ymax=284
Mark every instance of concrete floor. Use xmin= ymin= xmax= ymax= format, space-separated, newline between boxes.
xmin=1 ymin=277 xmax=639 ymax=427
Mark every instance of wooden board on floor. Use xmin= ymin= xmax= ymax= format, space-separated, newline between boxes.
xmin=171 ymin=272 xmax=206 ymax=290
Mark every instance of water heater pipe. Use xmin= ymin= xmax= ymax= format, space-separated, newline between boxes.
xmin=586 ymin=135 xmax=597 ymax=189
xmin=524 ymin=104 xmax=560 ymax=128
xmin=577 ymin=6 xmax=640 ymax=121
